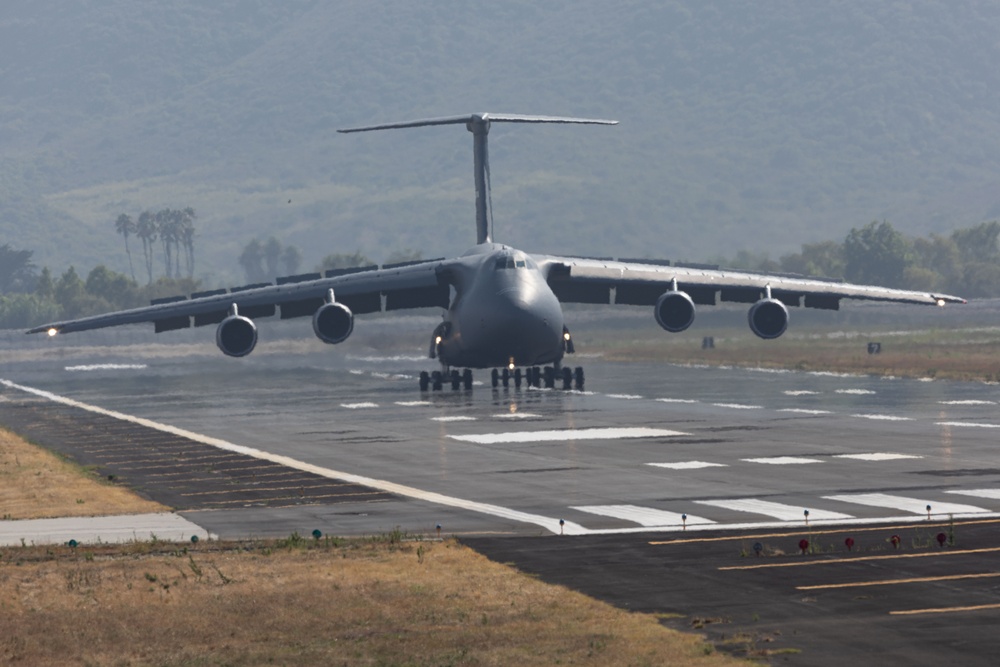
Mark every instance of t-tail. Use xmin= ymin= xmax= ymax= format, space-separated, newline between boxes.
xmin=339 ymin=113 xmax=618 ymax=245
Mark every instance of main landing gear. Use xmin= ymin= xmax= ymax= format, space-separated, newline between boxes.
xmin=418 ymin=366 xmax=585 ymax=391
xmin=490 ymin=366 xmax=584 ymax=391
xmin=419 ymin=369 xmax=473 ymax=391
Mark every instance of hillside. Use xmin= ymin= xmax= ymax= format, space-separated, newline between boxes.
xmin=2 ymin=1 xmax=999 ymax=283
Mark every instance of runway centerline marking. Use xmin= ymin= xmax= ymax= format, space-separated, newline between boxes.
xmin=340 ymin=402 xmax=379 ymax=409
xmin=0 ymin=379 xmax=585 ymax=536
xmin=851 ymin=414 xmax=912 ymax=421
xmin=720 ymin=547 xmax=1000 ymax=570
xmin=778 ymin=408 xmax=832 ymax=415
xmin=712 ymin=403 xmax=762 ymax=410
xmin=430 ymin=416 xmax=477 ymax=422
xmin=647 ymin=461 xmax=727 ymax=470
xmin=447 ymin=427 xmax=688 ymax=445
xmin=890 ymin=603 xmax=1000 ymax=616
xmin=834 ymin=453 xmax=922 ymax=461
xmin=742 ymin=456 xmax=823 ymax=465
xmin=936 ymin=421 xmax=1000 ymax=429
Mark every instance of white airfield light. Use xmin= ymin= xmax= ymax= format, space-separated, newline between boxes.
xmin=47 ymin=328 xmax=58 ymax=337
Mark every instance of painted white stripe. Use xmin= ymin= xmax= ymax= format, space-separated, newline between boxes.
xmin=836 ymin=388 xmax=876 ymax=395
xmin=851 ymin=414 xmax=912 ymax=421
xmin=492 ymin=412 xmax=542 ymax=419
xmin=341 ymin=402 xmax=378 ymax=409
xmin=778 ymin=408 xmax=832 ymax=415
xmin=395 ymin=401 xmax=432 ymax=407
xmin=448 ymin=427 xmax=688 ymax=445
xmin=647 ymin=461 xmax=727 ymax=470
xmin=834 ymin=453 xmax=922 ymax=461
xmin=937 ymin=421 xmax=1000 ymax=429
xmin=572 ymin=504 xmax=714 ymax=527
xmin=695 ymin=499 xmax=853 ymax=521
xmin=742 ymin=456 xmax=823 ymax=465
xmin=939 ymin=400 xmax=996 ymax=406
xmin=823 ymin=493 xmax=988 ymax=516
xmin=430 ymin=416 xmax=477 ymax=422
xmin=712 ymin=403 xmax=762 ymax=410
xmin=656 ymin=398 xmax=699 ymax=404
xmin=946 ymin=489 xmax=1000 ymax=501
xmin=65 ymin=363 xmax=148 ymax=371
xmin=0 ymin=380 xmax=585 ymax=536
xmin=784 ymin=390 xmax=820 ymax=396
xmin=606 ymin=393 xmax=643 ymax=400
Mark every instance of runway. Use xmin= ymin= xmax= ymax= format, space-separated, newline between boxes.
xmin=3 ymin=331 xmax=1000 ymax=540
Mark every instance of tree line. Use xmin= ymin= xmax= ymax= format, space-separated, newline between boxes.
xmin=115 ymin=208 xmax=197 ymax=283
xmin=716 ymin=219 xmax=1000 ymax=298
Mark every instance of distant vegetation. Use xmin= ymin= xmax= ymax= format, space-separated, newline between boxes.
xmin=2 ymin=2 xmax=999 ymax=276
xmin=2 ymin=218 xmax=996 ymax=331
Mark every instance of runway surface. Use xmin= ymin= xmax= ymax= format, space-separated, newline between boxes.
xmin=3 ymin=337 xmax=1000 ymax=540
xmin=4 ymin=332 xmax=1000 ymax=664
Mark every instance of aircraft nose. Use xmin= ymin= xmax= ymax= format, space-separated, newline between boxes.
xmin=487 ymin=289 xmax=563 ymax=364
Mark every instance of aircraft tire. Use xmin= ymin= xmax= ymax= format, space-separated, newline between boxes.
xmin=543 ymin=366 xmax=555 ymax=389
xmin=419 ymin=371 xmax=430 ymax=391
xmin=432 ymin=371 xmax=443 ymax=391
xmin=491 ymin=368 xmax=499 ymax=388
xmin=463 ymin=369 xmax=473 ymax=390
xmin=561 ymin=366 xmax=572 ymax=390
xmin=574 ymin=367 xmax=585 ymax=390
xmin=514 ymin=368 xmax=522 ymax=388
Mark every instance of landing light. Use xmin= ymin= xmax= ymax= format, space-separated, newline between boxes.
xmin=563 ymin=332 xmax=571 ymax=341
xmin=47 ymin=328 xmax=58 ymax=337
xmin=435 ymin=336 xmax=442 ymax=345
xmin=508 ymin=358 xmax=515 ymax=371
xmin=936 ymin=299 xmax=945 ymax=307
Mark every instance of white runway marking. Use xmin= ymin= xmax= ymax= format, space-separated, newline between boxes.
xmin=823 ymin=493 xmax=988 ymax=516
xmin=834 ymin=453 xmax=922 ymax=461
xmin=742 ymin=456 xmax=823 ymax=465
xmin=936 ymin=421 xmax=1000 ymax=429
xmin=0 ymin=512 xmax=213 ymax=547
xmin=695 ymin=499 xmax=853 ymax=521
xmin=430 ymin=416 xmax=477 ymax=422
xmin=655 ymin=398 xmax=699 ymax=404
xmin=851 ymin=414 xmax=912 ymax=421
xmin=492 ymin=412 xmax=542 ymax=419
xmin=784 ymin=390 xmax=820 ymax=396
xmin=836 ymin=388 xmax=876 ymax=395
xmin=778 ymin=408 xmax=832 ymax=415
xmin=65 ymin=363 xmax=148 ymax=371
xmin=448 ymin=427 xmax=688 ymax=445
xmin=572 ymin=505 xmax=714 ymax=527
xmin=606 ymin=393 xmax=643 ymax=400
xmin=939 ymin=400 xmax=996 ymax=406
xmin=0 ymin=380 xmax=586 ymax=536
xmin=712 ymin=403 xmax=762 ymax=410
xmin=340 ymin=402 xmax=379 ymax=409
xmin=647 ymin=461 xmax=727 ymax=470
xmin=946 ymin=489 xmax=1000 ymax=501
xmin=395 ymin=401 xmax=432 ymax=407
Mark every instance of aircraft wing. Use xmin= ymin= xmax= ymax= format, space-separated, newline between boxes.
xmin=538 ymin=255 xmax=966 ymax=309
xmin=27 ymin=259 xmax=452 ymax=335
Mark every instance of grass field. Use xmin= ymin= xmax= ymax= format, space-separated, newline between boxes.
xmin=0 ymin=428 xmax=745 ymax=666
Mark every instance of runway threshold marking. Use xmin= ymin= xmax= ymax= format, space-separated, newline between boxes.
xmin=0 ymin=380 xmax=586 ymax=536
xmin=694 ymin=498 xmax=854 ymax=521
xmin=797 ymin=572 xmax=1000 ymax=590
xmin=571 ymin=505 xmax=714 ymax=527
xmin=719 ymin=547 xmax=1000 ymax=571
xmin=823 ymin=493 xmax=988 ymax=516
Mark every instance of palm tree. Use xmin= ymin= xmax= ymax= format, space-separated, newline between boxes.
xmin=136 ymin=211 xmax=158 ymax=284
xmin=114 ymin=213 xmax=137 ymax=281
xmin=156 ymin=209 xmax=177 ymax=279
xmin=180 ymin=207 xmax=196 ymax=278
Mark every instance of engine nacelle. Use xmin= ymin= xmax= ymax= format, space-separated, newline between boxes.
xmin=748 ymin=297 xmax=789 ymax=339
xmin=216 ymin=315 xmax=258 ymax=357
xmin=654 ymin=290 xmax=696 ymax=333
xmin=313 ymin=301 xmax=354 ymax=344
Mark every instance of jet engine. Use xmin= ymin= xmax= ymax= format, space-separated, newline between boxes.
xmin=216 ymin=314 xmax=258 ymax=357
xmin=312 ymin=301 xmax=354 ymax=344
xmin=747 ymin=297 xmax=788 ymax=339
xmin=654 ymin=290 xmax=696 ymax=333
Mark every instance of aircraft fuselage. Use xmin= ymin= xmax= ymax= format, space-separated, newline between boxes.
xmin=435 ymin=245 xmax=565 ymax=369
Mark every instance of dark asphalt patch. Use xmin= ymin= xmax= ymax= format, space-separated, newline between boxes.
xmin=0 ymin=394 xmax=394 ymax=511
xmin=465 ymin=519 xmax=1000 ymax=665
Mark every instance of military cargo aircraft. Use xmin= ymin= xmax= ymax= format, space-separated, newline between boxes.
xmin=28 ymin=113 xmax=964 ymax=391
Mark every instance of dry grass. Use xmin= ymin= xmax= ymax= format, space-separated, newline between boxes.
xmin=0 ymin=427 xmax=167 ymax=520
xmin=0 ymin=538 xmax=742 ymax=667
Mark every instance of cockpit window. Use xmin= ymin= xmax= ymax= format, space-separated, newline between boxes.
xmin=515 ymin=259 xmax=526 ymax=268
xmin=494 ymin=254 xmax=530 ymax=270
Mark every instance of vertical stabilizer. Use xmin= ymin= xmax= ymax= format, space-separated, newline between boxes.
xmin=339 ymin=113 xmax=617 ymax=245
